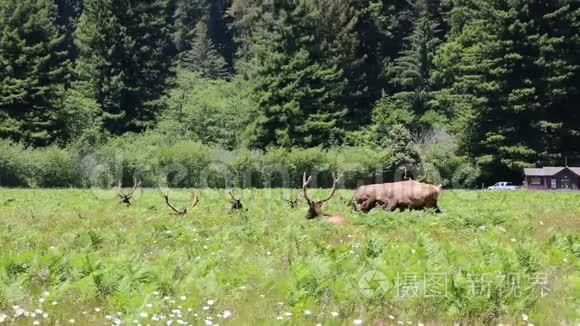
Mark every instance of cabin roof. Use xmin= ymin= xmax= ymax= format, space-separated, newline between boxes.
xmin=524 ymin=166 xmax=580 ymax=176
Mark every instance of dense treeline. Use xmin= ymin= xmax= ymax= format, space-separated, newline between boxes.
xmin=0 ymin=0 xmax=579 ymax=185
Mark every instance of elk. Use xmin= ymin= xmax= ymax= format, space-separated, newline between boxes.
xmin=282 ymin=192 xmax=300 ymax=208
xmin=352 ymin=180 xmax=443 ymax=213
xmin=302 ymin=172 xmax=347 ymax=225
xmin=163 ymin=192 xmax=200 ymax=216
xmin=228 ymin=189 xmax=243 ymax=210
xmin=117 ymin=177 xmax=142 ymax=206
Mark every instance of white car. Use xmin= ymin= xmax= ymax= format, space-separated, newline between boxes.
xmin=487 ymin=182 xmax=518 ymax=190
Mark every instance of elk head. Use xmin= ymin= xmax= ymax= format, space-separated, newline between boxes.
xmin=228 ymin=189 xmax=243 ymax=210
xmin=282 ymin=193 xmax=300 ymax=208
xmin=118 ymin=177 xmax=142 ymax=206
xmin=163 ymin=192 xmax=200 ymax=216
xmin=302 ymin=172 xmax=347 ymax=225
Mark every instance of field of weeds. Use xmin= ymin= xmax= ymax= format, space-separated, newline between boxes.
xmin=0 ymin=188 xmax=578 ymax=325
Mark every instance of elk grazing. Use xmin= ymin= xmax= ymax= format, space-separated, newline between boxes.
xmin=302 ymin=172 xmax=347 ymax=225
xmin=228 ymin=189 xmax=243 ymax=210
xmin=352 ymin=180 xmax=443 ymax=213
xmin=282 ymin=193 xmax=300 ymax=208
xmin=118 ymin=177 xmax=142 ymax=206
xmin=163 ymin=192 xmax=200 ymax=216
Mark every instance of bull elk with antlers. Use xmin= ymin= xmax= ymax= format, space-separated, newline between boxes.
xmin=302 ymin=172 xmax=347 ymax=225
xmin=163 ymin=192 xmax=200 ymax=216
xmin=282 ymin=192 xmax=300 ymax=208
xmin=118 ymin=177 xmax=142 ymax=206
xmin=228 ymin=189 xmax=243 ymax=210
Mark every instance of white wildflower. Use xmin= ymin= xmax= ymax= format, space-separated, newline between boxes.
xmin=0 ymin=313 xmax=7 ymax=323
xmin=388 ymin=315 xmax=395 ymax=320
xmin=522 ymin=314 xmax=528 ymax=321
xmin=284 ymin=312 xmax=292 ymax=317
xmin=202 ymin=306 xmax=210 ymax=311
xmin=140 ymin=312 xmax=148 ymax=318
xmin=204 ymin=320 xmax=213 ymax=326
xmin=68 ymin=319 xmax=75 ymax=324
xmin=14 ymin=308 xmax=25 ymax=317
xmin=94 ymin=307 xmax=101 ymax=312
xmin=353 ymin=319 xmax=363 ymax=325
xmin=222 ymin=310 xmax=232 ymax=319
xmin=304 ymin=310 xmax=312 ymax=316
xmin=33 ymin=321 xmax=40 ymax=325
xmin=331 ymin=312 xmax=339 ymax=317
xmin=207 ymin=299 xmax=215 ymax=306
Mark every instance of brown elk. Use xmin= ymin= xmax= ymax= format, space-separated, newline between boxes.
xmin=117 ymin=177 xmax=142 ymax=206
xmin=302 ymin=172 xmax=347 ymax=225
xmin=352 ymin=180 xmax=443 ymax=213
xmin=282 ymin=192 xmax=300 ymax=208
xmin=163 ymin=192 xmax=200 ymax=216
xmin=228 ymin=189 xmax=243 ymax=210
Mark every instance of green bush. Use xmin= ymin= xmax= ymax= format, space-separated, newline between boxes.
xmin=31 ymin=146 xmax=81 ymax=187
xmin=0 ymin=139 xmax=31 ymax=187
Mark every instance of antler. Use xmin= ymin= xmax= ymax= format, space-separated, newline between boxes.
xmin=127 ymin=177 xmax=142 ymax=197
xmin=163 ymin=192 xmax=199 ymax=216
xmin=118 ymin=177 xmax=142 ymax=206
xmin=320 ymin=172 xmax=342 ymax=203
xmin=302 ymin=172 xmax=313 ymax=205
xmin=228 ymin=189 xmax=238 ymax=201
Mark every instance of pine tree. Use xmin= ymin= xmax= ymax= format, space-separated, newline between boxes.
xmin=0 ymin=0 xmax=72 ymax=146
xmin=75 ymin=0 xmax=173 ymax=134
xmin=169 ymin=0 xmax=208 ymax=52
xmin=235 ymin=0 xmax=347 ymax=148
xmin=181 ymin=21 xmax=228 ymax=79
xmin=433 ymin=0 xmax=580 ymax=181
xmin=381 ymin=0 xmax=442 ymax=130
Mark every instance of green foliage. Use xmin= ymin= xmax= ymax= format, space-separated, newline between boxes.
xmin=0 ymin=0 xmax=72 ymax=146
xmin=75 ymin=0 xmax=173 ymax=134
xmin=0 ymin=189 xmax=577 ymax=323
xmin=433 ymin=0 xmax=580 ymax=181
xmin=159 ymin=69 xmax=258 ymax=149
xmin=180 ymin=21 xmax=228 ymax=79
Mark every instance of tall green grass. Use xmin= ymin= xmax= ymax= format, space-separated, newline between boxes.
xmin=0 ymin=189 xmax=578 ymax=324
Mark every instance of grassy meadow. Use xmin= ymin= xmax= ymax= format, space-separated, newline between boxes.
xmin=0 ymin=188 xmax=578 ymax=325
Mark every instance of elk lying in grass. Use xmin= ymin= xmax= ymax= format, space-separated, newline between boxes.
xmin=282 ymin=192 xmax=300 ymax=208
xmin=118 ymin=177 xmax=142 ymax=206
xmin=302 ymin=172 xmax=347 ymax=225
xmin=352 ymin=180 xmax=443 ymax=213
xmin=228 ymin=189 xmax=243 ymax=210
xmin=163 ymin=192 xmax=200 ymax=216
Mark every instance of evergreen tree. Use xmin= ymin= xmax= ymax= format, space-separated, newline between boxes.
xmin=433 ymin=0 xmax=580 ymax=181
xmin=381 ymin=0 xmax=443 ymax=130
xmin=75 ymin=0 xmax=173 ymax=134
xmin=0 ymin=0 xmax=72 ymax=146
xmin=181 ymin=21 xmax=228 ymax=79
xmin=169 ymin=0 xmax=208 ymax=52
xmin=235 ymin=0 xmax=347 ymax=148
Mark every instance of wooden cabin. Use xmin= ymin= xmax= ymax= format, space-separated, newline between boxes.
xmin=523 ymin=166 xmax=580 ymax=190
